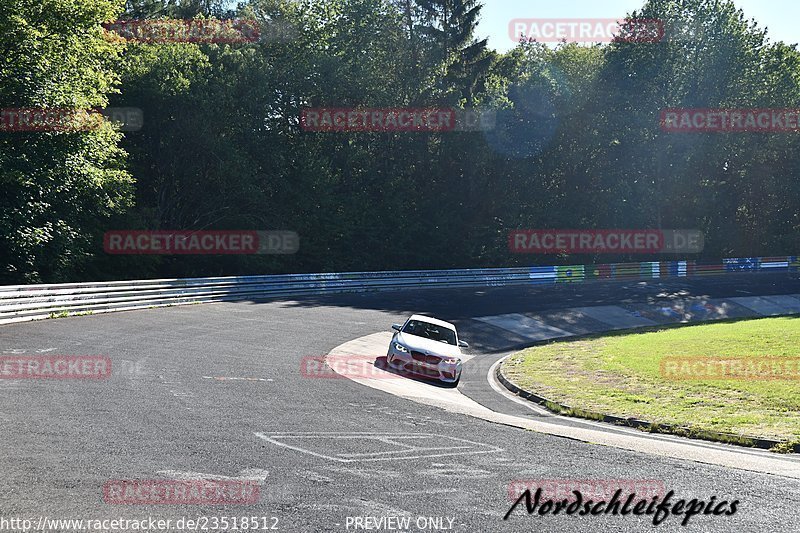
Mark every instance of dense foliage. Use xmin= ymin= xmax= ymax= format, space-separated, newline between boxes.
xmin=2 ymin=0 xmax=799 ymax=282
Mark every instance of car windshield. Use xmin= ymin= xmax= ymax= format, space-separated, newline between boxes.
xmin=402 ymin=320 xmax=457 ymax=345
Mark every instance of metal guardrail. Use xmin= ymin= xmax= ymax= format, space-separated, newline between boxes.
xmin=0 ymin=256 xmax=797 ymax=325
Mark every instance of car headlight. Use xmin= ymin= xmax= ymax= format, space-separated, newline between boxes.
xmin=442 ymin=358 xmax=460 ymax=365
xmin=393 ymin=342 xmax=409 ymax=353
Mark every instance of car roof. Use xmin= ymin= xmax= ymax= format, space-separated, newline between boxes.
xmin=407 ymin=314 xmax=457 ymax=331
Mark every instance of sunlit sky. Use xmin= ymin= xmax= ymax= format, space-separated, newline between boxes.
xmin=477 ymin=0 xmax=800 ymax=52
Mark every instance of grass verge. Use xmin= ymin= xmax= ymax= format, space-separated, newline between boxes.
xmin=501 ymin=317 xmax=800 ymax=445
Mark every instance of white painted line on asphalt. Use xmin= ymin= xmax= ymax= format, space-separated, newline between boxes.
xmin=328 ymin=333 xmax=800 ymax=479
xmin=491 ymin=351 xmax=800 ymax=465
xmin=2 ymin=347 xmax=58 ymax=354
xmin=421 ymin=464 xmax=493 ymax=478
xmin=297 ymin=470 xmax=334 ymax=483
xmin=370 ymin=437 xmax=423 ymax=449
xmin=253 ymin=433 xmax=503 ymax=463
xmin=395 ymin=488 xmax=461 ymax=495
xmin=202 ymin=376 xmax=273 ymax=382
xmin=488 ymin=355 xmax=769 ymax=449
xmin=157 ymin=469 xmax=269 ymax=483
xmin=486 ymin=357 xmax=552 ymax=417
xmin=337 ymin=446 xmax=474 ymax=458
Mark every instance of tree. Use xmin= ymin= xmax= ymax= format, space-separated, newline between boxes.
xmin=412 ymin=0 xmax=493 ymax=104
xmin=0 ymin=0 xmax=134 ymax=283
xmin=123 ymin=0 xmax=233 ymax=19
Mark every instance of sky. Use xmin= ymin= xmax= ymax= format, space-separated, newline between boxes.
xmin=476 ymin=0 xmax=800 ymax=52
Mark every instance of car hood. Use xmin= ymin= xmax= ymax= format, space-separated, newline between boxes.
xmin=395 ymin=333 xmax=462 ymax=358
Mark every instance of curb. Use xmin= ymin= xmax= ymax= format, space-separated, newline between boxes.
xmin=495 ymin=362 xmax=800 ymax=453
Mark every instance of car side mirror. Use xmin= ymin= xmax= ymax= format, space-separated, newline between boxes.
xmin=392 ymin=324 xmax=402 ymax=332
xmin=458 ymin=340 xmax=469 ymax=348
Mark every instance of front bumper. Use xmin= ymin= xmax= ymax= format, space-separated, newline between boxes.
xmin=386 ymin=346 xmax=462 ymax=383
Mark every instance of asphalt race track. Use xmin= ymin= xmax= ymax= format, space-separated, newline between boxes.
xmin=2 ymin=273 xmax=800 ymax=532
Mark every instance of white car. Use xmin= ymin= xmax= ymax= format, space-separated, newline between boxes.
xmin=386 ymin=314 xmax=468 ymax=384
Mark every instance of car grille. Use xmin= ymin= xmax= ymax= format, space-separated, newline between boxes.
xmin=410 ymin=351 xmax=442 ymax=365
xmin=404 ymin=363 xmax=440 ymax=377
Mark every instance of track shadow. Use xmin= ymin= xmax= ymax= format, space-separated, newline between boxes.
xmin=372 ymin=355 xmax=459 ymax=389
xmin=234 ymin=272 xmax=799 ymax=321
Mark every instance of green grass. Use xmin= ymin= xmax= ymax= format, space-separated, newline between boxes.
xmin=501 ymin=317 xmax=800 ymax=444
xmin=47 ymin=310 xmax=93 ymax=319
